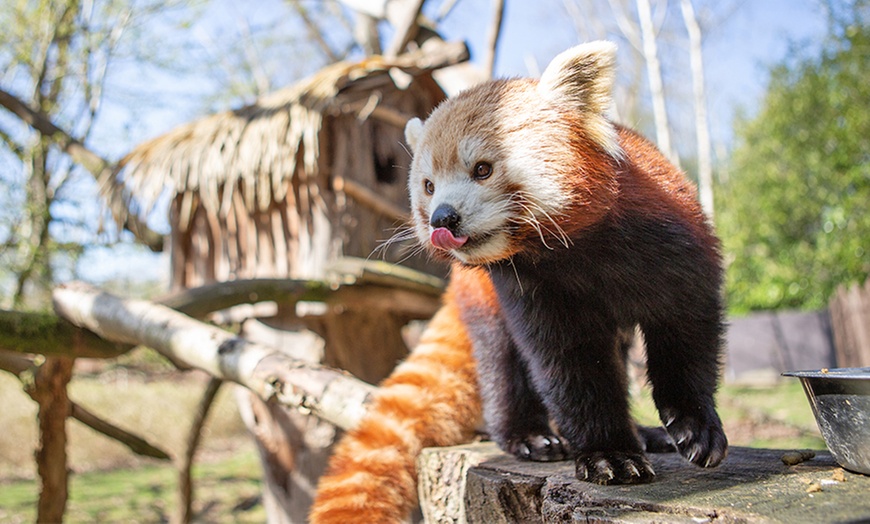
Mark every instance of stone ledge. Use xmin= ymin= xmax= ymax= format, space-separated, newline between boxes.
xmin=418 ymin=442 xmax=870 ymax=523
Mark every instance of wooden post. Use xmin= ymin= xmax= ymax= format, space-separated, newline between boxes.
xmin=27 ymin=356 xmax=75 ymax=524
xmin=829 ymin=279 xmax=870 ymax=368
xmin=175 ymin=377 xmax=223 ymax=524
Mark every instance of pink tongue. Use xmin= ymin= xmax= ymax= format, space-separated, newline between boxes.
xmin=431 ymin=227 xmax=468 ymax=250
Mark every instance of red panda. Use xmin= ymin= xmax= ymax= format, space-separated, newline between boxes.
xmin=308 ymin=283 xmax=482 ymax=523
xmin=310 ymin=41 xmax=727 ymax=523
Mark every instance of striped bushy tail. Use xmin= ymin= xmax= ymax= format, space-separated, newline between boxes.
xmin=309 ymin=290 xmax=481 ymax=524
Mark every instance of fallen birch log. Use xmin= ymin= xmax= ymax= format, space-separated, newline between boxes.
xmin=52 ymin=282 xmax=375 ymax=431
xmin=0 ymin=309 xmax=130 ymax=359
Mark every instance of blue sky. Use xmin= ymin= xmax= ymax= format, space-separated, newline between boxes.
xmin=75 ymin=0 xmax=831 ymax=286
xmin=440 ymin=0 xmax=828 ymax=145
xmin=94 ymin=0 xmax=830 ymax=156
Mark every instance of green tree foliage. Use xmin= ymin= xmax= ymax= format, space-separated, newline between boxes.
xmin=717 ymin=2 xmax=870 ymax=313
xmin=0 ymin=0 xmax=181 ymax=309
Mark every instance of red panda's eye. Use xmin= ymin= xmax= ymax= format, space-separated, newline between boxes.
xmin=424 ymin=179 xmax=435 ymax=195
xmin=472 ymin=162 xmax=492 ymax=181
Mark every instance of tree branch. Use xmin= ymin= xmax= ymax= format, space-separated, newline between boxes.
xmin=70 ymin=401 xmax=172 ymax=460
xmin=177 ymin=377 xmax=223 ymax=524
xmin=291 ymin=0 xmax=342 ymax=62
xmin=157 ymin=259 xmax=443 ymax=321
xmin=52 ymin=282 xmax=376 ymax=431
xmin=0 ymin=87 xmax=163 ymax=251
xmin=384 ymin=0 xmax=427 ymax=58
xmin=0 ymin=351 xmax=172 ymax=461
xmin=0 ymin=309 xmax=130 ymax=359
xmin=483 ymin=0 xmax=506 ymax=78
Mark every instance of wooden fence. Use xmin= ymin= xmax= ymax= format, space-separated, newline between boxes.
xmin=829 ymin=279 xmax=870 ymax=368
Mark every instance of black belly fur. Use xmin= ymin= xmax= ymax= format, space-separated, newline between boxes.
xmin=460 ymin=211 xmax=729 ymax=484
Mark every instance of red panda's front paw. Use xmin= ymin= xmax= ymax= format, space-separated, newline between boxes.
xmin=662 ymin=409 xmax=728 ymax=468
xmin=575 ymin=450 xmax=655 ymax=485
xmin=638 ymin=425 xmax=677 ymax=453
xmin=505 ymin=434 xmax=568 ymax=462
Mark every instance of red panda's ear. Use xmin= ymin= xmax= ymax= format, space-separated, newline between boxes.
xmin=538 ymin=42 xmax=623 ymax=158
xmin=405 ymin=117 xmax=424 ymax=153
xmin=538 ymin=41 xmax=617 ymax=114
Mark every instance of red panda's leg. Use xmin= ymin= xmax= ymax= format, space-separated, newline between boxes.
xmin=474 ymin=329 xmax=568 ymax=462
xmin=643 ymin=320 xmax=728 ymax=469
xmin=513 ymin=317 xmax=655 ymax=485
xmin=450 ymin=265 xmax=568 ymax=462
xmin=618 ymin=328 xmax=678 ymax=454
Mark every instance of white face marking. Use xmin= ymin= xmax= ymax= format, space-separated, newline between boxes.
xmin=410 ymin=137 xmax=514 ymax=263
xmin=452 ymin=232 xmax=510 ymax=265
xmin=458 ymin=137 xmax=487 ymax=170
xmin=408 ymin=102 xmax=579 ymax=265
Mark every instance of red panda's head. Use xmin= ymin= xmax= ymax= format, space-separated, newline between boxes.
xmin=406 ymin=41 xmax=623 ymax=265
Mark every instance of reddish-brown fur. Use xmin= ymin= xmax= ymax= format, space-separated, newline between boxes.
xmin=311 ymin=42 xmax=725 ymax=522
xmin=310 ymin=124 xmax=718 ymax=522
xmin=309 ymin=282 xmax=482 ymax=524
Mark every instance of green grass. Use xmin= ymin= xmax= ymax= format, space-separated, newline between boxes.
xmin=0 ymin=362 xmax=826 ymax=522
xmin=0 ymin=357 xmax=249 ymax=476
xmin=0 ymin=448 xmax=265 ymax=523
xmin=631 ymin=379 xmax=825 ymax=450
xmin=0 ymin=355 xmax=264 ymax=523
xmin=721 ymin=381 xmax=817 ymax=428
xmin=717 ymin=381 xmax=825 ymax=449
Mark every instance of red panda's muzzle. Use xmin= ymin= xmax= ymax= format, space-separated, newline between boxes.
xmin=431 ymin=227 xmax=468 ymax=251
xmin=430 ymin=203 xmax=469 ymax=251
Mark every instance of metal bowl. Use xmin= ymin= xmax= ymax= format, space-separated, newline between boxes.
xmin=783 ymin=367 xmax=870 ymax=475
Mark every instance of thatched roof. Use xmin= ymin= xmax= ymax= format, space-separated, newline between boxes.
xmin=118 ymin=41 xmax=469 ymax=226
xmin=116 ymin=41 xmax=468 ymax=288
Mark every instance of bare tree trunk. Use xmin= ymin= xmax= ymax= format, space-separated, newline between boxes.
xmin=635 ymin=0 xmax=678 ymax=165
xmin=291 ymin=1 xmax=342 ymax=62
xmin=680 ymin=0 xmax=714 ymax=218
xmin=12 ymin=138 xmax=52 ymax=309
xmin=28 ymin=356 xmax=74 ymax=524
xmin=483 ymin=0 xmax=506 ymax=78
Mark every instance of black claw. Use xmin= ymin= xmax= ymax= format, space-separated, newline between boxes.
xmin=519 ymin=443 xmax=531 ymax=459
xmin=506 ymin=433 xmax=569 ymax=462
xmin=574 ymin=451 xmax=655 ymax=485
xmin=662 ymin=410 xmax=728 ymax=468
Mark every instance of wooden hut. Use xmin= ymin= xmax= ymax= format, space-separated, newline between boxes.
xmin=119 ymin=43 xmax=468 ymax=290
xmin=116 ymin=42 xmax=471 ymax=521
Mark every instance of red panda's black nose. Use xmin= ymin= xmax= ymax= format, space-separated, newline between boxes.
xmin=430 ymin=203 xmax=461 ymax=232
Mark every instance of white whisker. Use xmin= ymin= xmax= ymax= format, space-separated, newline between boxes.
xmin=526 ymin=202 xmax=570 ymax=246
xmin=508 ymin=256 xmax=524 ymax=295
xmin=391 ymin=243 xmax=429 ymax=265
xmin=518 ymin=194 xmax=573 ymax=249
xmin=515 ymin=200 xmax=555 ymax=250
xmin=369 ymin=226 xmax=419 ymax=262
